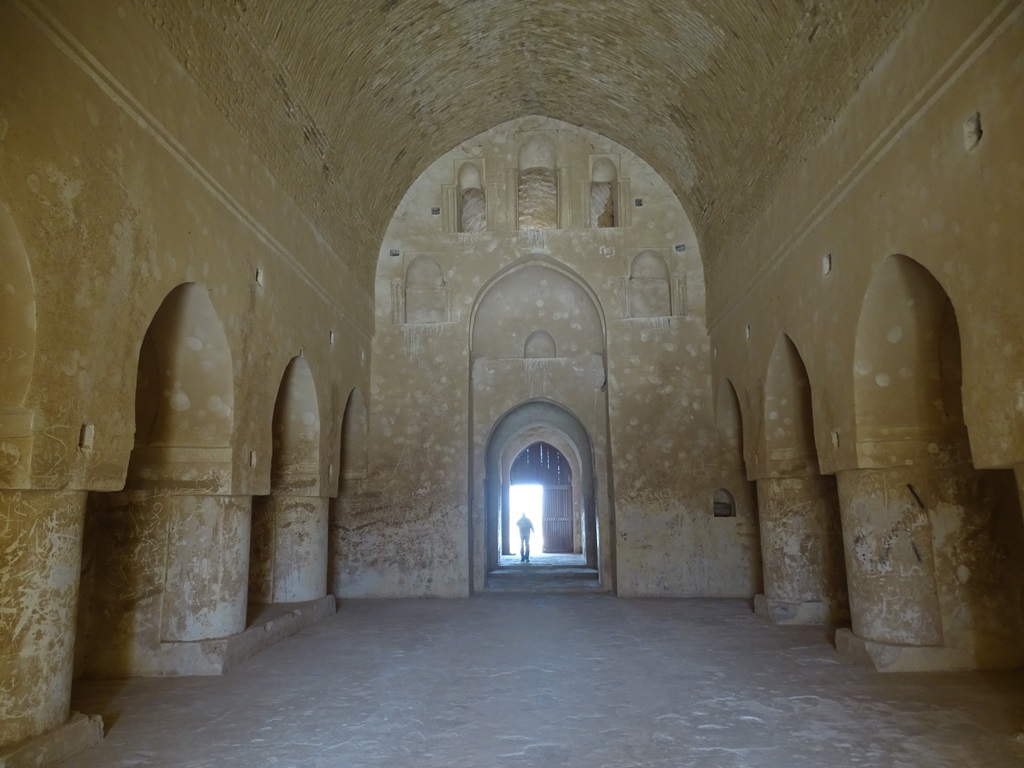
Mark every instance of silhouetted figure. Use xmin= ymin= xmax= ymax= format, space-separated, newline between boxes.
xmin=516 ymin=513 xmax=535 ymax=563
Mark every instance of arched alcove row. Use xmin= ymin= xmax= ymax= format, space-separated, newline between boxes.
xmin=718 ymin=253 xmax=1024 ymax=669
xmin=72 ymin=283 xmax=355 ymax=681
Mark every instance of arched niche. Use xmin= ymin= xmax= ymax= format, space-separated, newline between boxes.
xmin=132 ymin=283 xmax=234 ymax=457
xmin=629 ymin=250 xmax=671 ymax=318
xmin=518 ymin=135 xmax=558 ymax=230
xmin=405 ymin=256 xmax=447 ymax=324
xmin=339 ymin=388 xmax=368 ymax=480
xmin=0 ymin=204 xmax=37 ymax=488
xmin=854 ymin=254 xmax=963 ymax=447
xmin=715 ymin=378 xmax=746 ymax=454
xmin=524 ymin=330 xmax=556 ymax=359
xmin=590 ymin=157 xmax=617 ymax=228
xmin=764 ymin=335 xmax=819 ymax=469
xmin=458 ymin=162 xmax=486 ymax=233
xmin=713 ymin=488 xmax=736 ymax=517
xmin=270 ymin=355 xmax=321 ymax=494
xmin=471 ymin=260 xmax=605 ymax=361
xmin=484 ymin=399 xmax=599 ymax=582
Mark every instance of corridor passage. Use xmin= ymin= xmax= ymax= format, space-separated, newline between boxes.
xmin=65 ymin=597 xmax=1024 ymax=767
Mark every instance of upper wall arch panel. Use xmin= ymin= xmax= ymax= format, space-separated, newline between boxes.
xmin=471 ymin=259 xmax=605 ymax=360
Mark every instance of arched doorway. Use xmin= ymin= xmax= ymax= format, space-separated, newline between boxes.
xmin=482 ymin=399 xmax=602 ymax=588
xmin=508 ymin=442 xmax=576 ymax=555
xmin=469 ymin=258 xmax=612 ymax=592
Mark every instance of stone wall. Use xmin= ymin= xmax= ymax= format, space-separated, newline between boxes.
xmin=337 ymin=116 xmax=761 ymax=598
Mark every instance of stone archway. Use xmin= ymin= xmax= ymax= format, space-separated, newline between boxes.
xmin=483 ymin=400 xmax=600 ymax=582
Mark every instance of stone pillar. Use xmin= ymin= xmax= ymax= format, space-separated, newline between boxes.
xmin=249 ymin=494 xmax=329 ymax=603
xmin=754 ymin=473 xmax=847 ymax=624
xmin=835 ymin=441 xmax=1024 ymax=671
xmin=84 ymin=490 xmax=251 ymax=676
xmin=835 ymin=466 xmax=943 ymax=648
xmin=0 ymin=489 xmax=86 ymax=746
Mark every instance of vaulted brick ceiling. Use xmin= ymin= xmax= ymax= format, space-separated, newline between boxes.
xmin=135 ymin=0 xmax=922 ymax=291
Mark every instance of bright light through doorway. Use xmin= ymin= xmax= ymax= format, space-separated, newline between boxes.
xmin=510 ymin=484 xmax=544 ymax=555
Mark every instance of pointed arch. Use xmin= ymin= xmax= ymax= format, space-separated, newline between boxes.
xmin=853 ymin=254 xmax=963 ymax=448
xmin=470 ymin=257 xmax=606 ymax=360
xmin=339 ymin=388 xmax=368 ymax=480
xmin=131 ymin=283 xmax=234 ymax=469
xmin=764 ymin=335 xmax=819 ymax=467
xmin=270 ymin=355 xmax=321 ymax=493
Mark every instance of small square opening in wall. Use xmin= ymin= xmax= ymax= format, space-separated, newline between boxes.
xmin=822 ymin=253 xmax=832 ymax=276
xmin=674 ymin=243 xmax=687 ymax=253
xmin=389 ymin=249 xmax=400 ymax=258
xmin=634 ymin=198 xmax=643 ymax=207
xmin=431 ymin=207 xmax=441 ymax=216
xmin=963 ymin=111 xmax=982 ymax=151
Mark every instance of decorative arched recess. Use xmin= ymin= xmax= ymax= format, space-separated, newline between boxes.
xmin=590 ymin=157 xmax=617 ymax=228
xmin=756 ymin=335 xmax=847 ymax=625
xmin=471 ymin=258 xmax=606 ymax=360
xmin=339 ymin=388 xmax=368 ymax=480
xmin=714 ymin=378 xmax=762 ymax=594
xmin=628 ymin=250 xmax=671 ymax=319
xmin=130 ymin=282 xmax=234 ymax=485
xmin=405 ymin=256 xmax=448 ymax=324
xmin=853 ymin=254 xmax=963 ymax=456
xmin=517 ymin=135 xmax=558 ymax=230
xmin=458 ymin=162 xmax=486 ymax=233
xmin=764 ymin=335 xmax=819 ymax=472
xmin=0 ymin=203 xmax=37 ymax=488
xmin=484 ymin=400 xmax=599 ymax=580
xmin=838 ymin=254 xmax=1024 ymax=670
xmin=270 ymin=355 xmax=321 ymax=494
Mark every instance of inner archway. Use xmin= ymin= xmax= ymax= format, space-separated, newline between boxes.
xmin=482 ymin=400 xmax=603 ymax=591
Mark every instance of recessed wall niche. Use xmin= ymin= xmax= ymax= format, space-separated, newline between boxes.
xmin=590 ymin=157 xmax=617 ymax=228
xmin=395 ymin=254 xmax=449 ymax=324
xmin=517 ymin=135 xmax=558 ymax=230
xmin=458 ymin=162 xmax=487 ymax=233
xmin=627 ymin=250 xmax=671 ymax=318
xmin=524 ymin=329 xmax=557 ymax=358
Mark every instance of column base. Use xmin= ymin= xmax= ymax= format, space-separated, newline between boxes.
xmin=0 ymin=712 xmax=103 ymax=768
xmin=90 ymin=595 xmax=337 ymax=677
xmin=835 ymin=628 xmax=1024 ymax=672
xmin=754 ymin=594 xmax=832 ymax=625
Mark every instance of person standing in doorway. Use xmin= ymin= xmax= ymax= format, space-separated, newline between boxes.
xmin=516 ymin=513 xmax=535 ymax=563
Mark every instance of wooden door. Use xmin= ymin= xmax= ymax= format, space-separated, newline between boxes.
xmin=542 ymin=486 xmax=573 ymax=553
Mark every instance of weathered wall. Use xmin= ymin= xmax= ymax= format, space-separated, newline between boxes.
xmin=337 ymin=116 xmax=760 ymax=598
xmin=1 ymin=0 xmax=370 ymax=742
xmin=710 ymin=0 xmax=1024 ymax=667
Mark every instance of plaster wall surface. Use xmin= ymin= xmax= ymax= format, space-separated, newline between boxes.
xmin=710 ymin=0 xmax=1024 ymax=667
xmin=340 ymin=116 xmax=760 ymax=599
